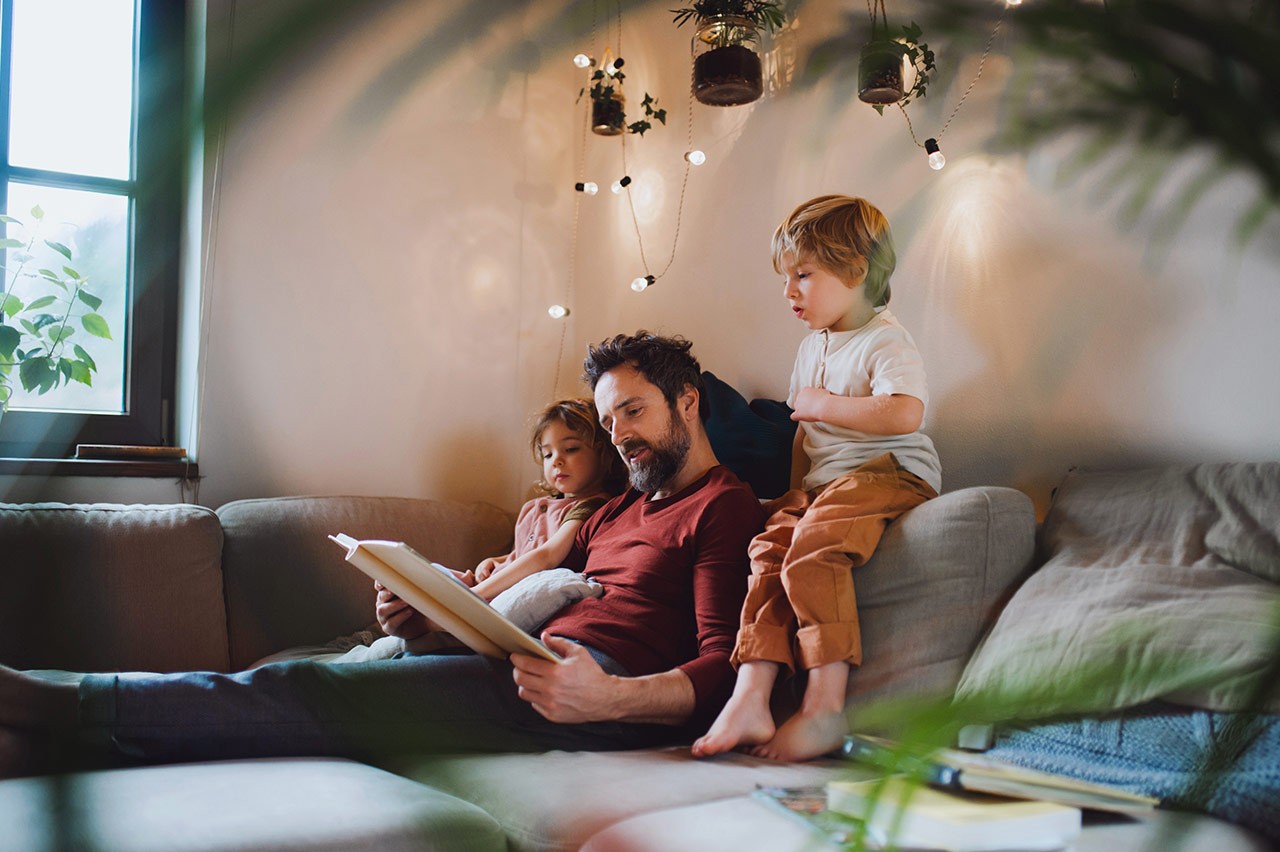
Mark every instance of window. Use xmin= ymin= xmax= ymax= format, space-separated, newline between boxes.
xmin=0 ymin=0 xmax=185 ymax=459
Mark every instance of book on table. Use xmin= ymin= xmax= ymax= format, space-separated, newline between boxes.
xmin=826 ymin=775 xmax=1082 ymax=852
xmin=843 ymin=734 xmax=1158 ymax=815
xmin=329 ymin=533 xmax=561 ymax=663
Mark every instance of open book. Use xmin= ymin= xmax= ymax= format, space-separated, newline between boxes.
xmin=329 ymin=533 xmax=562 ymax=664
xmin=843 ymin=734 xmax=1158 ymax=815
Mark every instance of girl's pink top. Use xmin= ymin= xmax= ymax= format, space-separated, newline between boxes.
xmin=508 ymin=492 xmax=607 ymax=559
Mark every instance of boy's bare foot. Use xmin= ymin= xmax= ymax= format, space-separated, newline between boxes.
xmin=749 ymin=659 xmax=850 ymax=762
xmin=691 ymin=694 xmax=776 ymax=757
xmin=691 ymin=660 xmax=781 ymax=758
xmin=747 ymin=706 xmax=848 ymax=762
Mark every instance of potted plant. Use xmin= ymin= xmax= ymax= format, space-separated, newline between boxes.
xmin=0 ymin=206 xmax=113 ymax=424
xmin=672 ymin=1 xmax=786 ymax=106
xmin=580 ymin=56 xmax=667 ymax=137
xmin=859 ymin=14 xmax=935 ymax=112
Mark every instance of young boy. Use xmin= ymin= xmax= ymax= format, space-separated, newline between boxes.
xmin=693 ymin=195 xmax=941 ymax=762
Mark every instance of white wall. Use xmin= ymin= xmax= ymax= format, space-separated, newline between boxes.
xmin=6 ymin=0 xmax=1277 ymax=515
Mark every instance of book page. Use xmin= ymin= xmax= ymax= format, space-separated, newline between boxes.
xmin=331 ymin=534 xmax=562 ymax=663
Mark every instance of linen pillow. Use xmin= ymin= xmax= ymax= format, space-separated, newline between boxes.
xmin=954 ymin=464 xmax=1280 ymax=721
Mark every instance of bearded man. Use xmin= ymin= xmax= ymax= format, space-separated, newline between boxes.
xmin=0 ymin=331 xmax=764 ymax=774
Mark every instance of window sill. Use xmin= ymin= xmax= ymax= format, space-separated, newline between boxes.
xmin=0 ymin=457 xmax=199 ymax=479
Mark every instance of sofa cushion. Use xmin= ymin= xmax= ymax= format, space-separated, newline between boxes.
xmin=0 ymin=758 xmax=506 ymax=852
xmin=955 ymin=464 xmax=1280 ymax=720
xmin=217 ymin=496 xmax=513 ymax=670
xmin=0 ymin=502 xmax=228 ymax=673
xmin=401 ymin=747 xmax=850 ymax=852
xmin=837 ymin=486 xmax=1036 ymax=726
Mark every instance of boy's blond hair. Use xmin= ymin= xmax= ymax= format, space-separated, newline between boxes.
xmin=771 ymin=194 xmax=897 ymax=308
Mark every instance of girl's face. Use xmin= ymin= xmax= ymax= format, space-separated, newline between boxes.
xmin=538 ymin=419 xmax=605 ymax=498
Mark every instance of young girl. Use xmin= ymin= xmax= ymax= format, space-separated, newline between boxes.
xmin=370 ymin=398 xmax=625 ymax=656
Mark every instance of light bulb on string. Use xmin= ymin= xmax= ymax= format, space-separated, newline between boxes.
xmin=606 ymin=56 xmax=625 ymax=76
xmin=925 ymin=138 xmax=946 ymax=171
xmin=630 ymin=275 xmax=655 ymax=293
xmin=684 ymin=150 xmax=706 ymax=166
xmin=574 ymin=181 xmax=599 ymax=195
xmin=611 ymin=175 xmax=632 ymax=194
xmin=573 ymin=53 xmax=594 ymax=68
xmin=1004 ymin=0 xmax=1022 ymax=6
xmin=548 ymin=304 xmax=570 ymax=319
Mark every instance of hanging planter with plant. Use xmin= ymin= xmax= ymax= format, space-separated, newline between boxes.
xmin=859 ymin=1 xmax=934 ymax=113
xmin=672 ymin=1 xmax=785 ymax=107
xmin=580 ymin=55 xmax=667 ymax=136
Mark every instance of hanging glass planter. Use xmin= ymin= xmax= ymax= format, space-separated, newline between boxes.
xmin=858 ymin=40 xmax=904 ymax=105
xmin=591 ymin=88 xmax=626 ymax=136
xmin=692 ymin=15 xmax=763 ymax=106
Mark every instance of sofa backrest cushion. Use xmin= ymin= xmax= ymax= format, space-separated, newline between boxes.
xmin=0 ymin=502 xmax=229 ymax=673
xmin=832 ymin=486 xmax=1036 ymax=728
xmin=217 ymin=495 xmax=513 ymax=670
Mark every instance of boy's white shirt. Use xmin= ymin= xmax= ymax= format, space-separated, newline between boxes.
xmin=789 ymin=308 xmax=943 ymax=494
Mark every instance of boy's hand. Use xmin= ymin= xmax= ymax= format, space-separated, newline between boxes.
xmin=791 ymin=387 xmax=831 ymax=423
xmin=509 ymin=635 xmax=617 ymax=724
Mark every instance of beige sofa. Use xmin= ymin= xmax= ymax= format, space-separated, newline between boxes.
xmin=0 ymin=489 xmax=1269 ymax=851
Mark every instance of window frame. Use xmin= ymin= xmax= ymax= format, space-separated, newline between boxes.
xmin=0 ymin=0 xmax=185 ymax=460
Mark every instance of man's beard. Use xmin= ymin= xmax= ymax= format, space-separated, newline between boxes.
xmin=621 ymin=413 xmax=692 ymax=494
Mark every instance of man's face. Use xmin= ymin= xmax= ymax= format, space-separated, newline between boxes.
xmin=594 ymin=364 xmax=692 ymax=494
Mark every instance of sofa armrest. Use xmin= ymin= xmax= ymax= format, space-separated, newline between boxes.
xmin=217 ymin=495 xmax=513 ymax=670
xmin=842 ymin=486 xmax=1036 ymax=721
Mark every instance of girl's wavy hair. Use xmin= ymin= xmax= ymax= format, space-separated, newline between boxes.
xmin=772 ymin=194 xmax=897 ymax=308
xmin=530 ymin=398 xmax=626 ymax=497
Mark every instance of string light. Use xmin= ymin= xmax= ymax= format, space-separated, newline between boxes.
xmin=925 ymin=138 xmax=946 ymax=170
xmin=684 ymin=149 xmax=706 ymax=165
xmin=1005 ymin=0 xmax=1022 ymax=6
xmin=630 ymin=274 xmax=655 ymax=292
xmin=611 ymin=175 xmax=632 ymax=193
xmin=606 ymin=56 xmax=625 ymax=76
xmin=574 ymin=181 xmax=599 ymax=195
xmin=548 ymin=304 xmax=570 ymax=319
xmin=573 ymin=53 xmax=594 ymax=68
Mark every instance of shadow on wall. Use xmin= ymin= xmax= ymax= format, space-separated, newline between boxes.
xmin=912 ymin=158 xmax=1181 ymax=513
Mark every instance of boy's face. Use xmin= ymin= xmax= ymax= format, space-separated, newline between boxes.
xmin=780 ymin=253 xmax=873 ymax=333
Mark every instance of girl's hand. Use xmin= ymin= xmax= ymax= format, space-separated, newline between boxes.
xmin=790 ymin=387 xmax=831 ymax=423
xmin=474 ymin=557 xmax=500 ymax=582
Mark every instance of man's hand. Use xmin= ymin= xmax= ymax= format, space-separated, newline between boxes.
xmin=374 ymin=581 xmax=432 ymax=640
xmin=790 ymin=386 xmax=830 ymax=423
xmin=510 ymin=635 xmax=617 ymax=724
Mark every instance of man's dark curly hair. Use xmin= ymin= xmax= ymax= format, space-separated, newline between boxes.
xmin=583 ymin=331 xmax=709 ymax=421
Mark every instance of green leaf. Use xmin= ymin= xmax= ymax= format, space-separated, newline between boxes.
xmin=45 ymin=240 xmax=72 ymax=261
xmin=18 ymin=355 xmax=54 ymax=392
xmin=69 ymin=360 xmax=92 ymax=385
xmin=81 ymin=313 xmax=112 ymax=339
xmin=53 ymin=325 xmax=75 ymax=343
xmin=37 ymin=268 xmax=59 ymax=280
xmin=1 ymin=293 xmax=23 ymax=317
xmin=0 ymin=325 xmax=19 ymax=359
xmin=31 ymin=313 xmax=58 ymax=330
xmin=77 ymin=290 xmax=103 ymax=311
xmin=25 ymin=295 xmax=57 ymax=311
xmin=30 ymin=205 xmax=44 ymax=221
xmin=20 ymin=319 xmax=39 ymax=335
xmin=0 ymin=214 xmax=20 ymax=224
xmin=73 ymin=344 xmax=97 ymax=372
xmin=0 ymin=238 xmax=23 ymax=249
xmin=62 ymin=265 xmax=81 ymax=280
xmin=59 ymin=358 xmax=74 ymax=381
